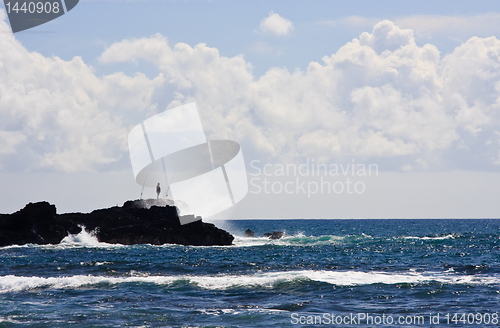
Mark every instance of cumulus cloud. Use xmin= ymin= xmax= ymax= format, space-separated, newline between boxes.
xmin=322 ymin=14 xmax=500 ymax=46
xmin=4 ymin=12 xmax=500 ymax=173
xmin=97 ymin=19 xmax=500 ymax=171
xmin=259 ymin=11 xmax=293 ymax=37
xmin=0 ymin=10 xmax=162 ymax=172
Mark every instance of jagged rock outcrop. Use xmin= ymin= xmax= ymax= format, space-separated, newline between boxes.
xmin=0 ymin=201 xmax=234 ymax=247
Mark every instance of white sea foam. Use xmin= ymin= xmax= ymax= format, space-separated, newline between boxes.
xmin=233 ymin=233 xmax=344 ymax=247
xmin=59 ymin=228 xmax=109 ymax=248
xmin=0 ymin=227 xmax=122 ymax=250
xmin=0 ymin=270 xmax=498 ymax=294
xmin=56 ymin=227 xmax=125 ymax=249
xmin=0 ymin=228 xmax=459 ymax=250
xmin=233 ymin=232 xmax=458 ymax=247
xmin=232 ymin=236 xmax=275 ymax=247
xmin=200 ymin=307 xmax=286 ymax=316
xmin=403 ymin=234 xmax=456 ymax=240
xmin=0 ymin=316 xmax=24 ymax=324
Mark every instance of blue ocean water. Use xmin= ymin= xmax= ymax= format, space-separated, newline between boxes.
xmin=0 ymin=219 xmax=499 ymax=327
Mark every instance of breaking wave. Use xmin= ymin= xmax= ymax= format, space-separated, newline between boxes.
xmin=233 ymin=232 xmax=461 ymax=247
xmin=402 ymin=234 xmax=456 ymax=240
xmin=0 ymin=228 xmax=122 ymax=249
xmin=233 ymin=234 xmax=345 ymax=247
xmin=0 ymin=230 xmax=469 ymax=250
xmin=59 ymin=228 xmax=113 ymax=248
xmin=0 ymin=270 xmax=498 ymax=294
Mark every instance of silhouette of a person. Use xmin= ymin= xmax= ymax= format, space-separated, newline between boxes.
xmin=156 ymin=183 xmax=161 ymax=199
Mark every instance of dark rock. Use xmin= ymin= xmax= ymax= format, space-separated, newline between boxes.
xmin=244 ymin=229 xmax=254 ymax=237
xmin=263 ymin=231 xmax=287 ymax=240
xmin=0 ymin=200 xmax=234 ymax=247
xmin=123 ymin=198 xmax=174 ymax=209
xmin=0 ymin=202 xmax=68 ymax=246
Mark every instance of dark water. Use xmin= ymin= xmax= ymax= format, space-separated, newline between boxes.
xmin=0 ymin=219 xmax=499 ymax=327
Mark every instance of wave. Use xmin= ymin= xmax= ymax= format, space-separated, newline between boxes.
xmin=231 ymin=232 xmax=460 ymax=247
xmin=1 ymin=270 xmax=498 ymax=293
xmin=232 ymin=233 xmax=369 ymax=247
xmin=233 ymin=232 xmax=461 ymax=247
xmin=0 ymin=228 xmax=123 ymax=250
xmin=59 ymin=228 xmax=119 ymax=248
xmin=0 ymin=231 xmax=468 ymax=250
xmin=402 ymin=234 xmax=456 ymax=241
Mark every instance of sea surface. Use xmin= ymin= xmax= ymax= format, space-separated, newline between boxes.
xmin=0 ymin=219 xmax=499 ymax=327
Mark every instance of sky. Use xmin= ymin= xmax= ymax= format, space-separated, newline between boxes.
xmin=1 ymin=0 xmax=500 ymax=218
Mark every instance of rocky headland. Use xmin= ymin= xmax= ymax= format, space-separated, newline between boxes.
xmin=0 ymin=200 xmax=234 ymax=247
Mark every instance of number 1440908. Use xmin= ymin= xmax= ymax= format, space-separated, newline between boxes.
xmin=6 ymin=1 xmax=60 ymax=14
xmin=445 ymin=312 xmax=498 ymax=325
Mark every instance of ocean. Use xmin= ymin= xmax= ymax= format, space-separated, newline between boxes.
xmin=0 ymin=219 xmax=499 ymax=327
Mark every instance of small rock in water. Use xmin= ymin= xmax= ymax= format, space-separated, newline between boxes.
xmin=263 ymin=231 xmax=286 ymax=240
xmin=244 ymin=229 xmax=255 ymax=237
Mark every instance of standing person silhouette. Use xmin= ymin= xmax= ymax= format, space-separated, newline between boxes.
xmin=156 ymin=183 xmax=161 ymax=199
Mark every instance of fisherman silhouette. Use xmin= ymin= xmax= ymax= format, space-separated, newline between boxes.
xmin=156 ymin=183 xmax=161 ymax=199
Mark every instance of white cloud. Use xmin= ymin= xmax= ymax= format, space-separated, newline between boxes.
xmin=358 ymin=20 xmax=415 ymax=54
xmin=0 ymin=131 xmax=26 ymax=155
xmin=296 ymin=130 xmax=341 ymax=163
xmin=394 ymin=13 xmax=500 ymax=41
xmin=321 ymin=14 xmax=500 ymax=46
xmin=259 ymin=11 xmax=293 ymax=37
xmin=98 ymin=19 xmax=500 ymax=171
xmin=4 ymin=12 xmax=500 ymax=173
xmin=0 ymin=10 xmax=162 ymax=172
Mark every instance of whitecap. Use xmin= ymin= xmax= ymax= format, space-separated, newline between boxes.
xmin=0 ymin=226 xmax=123 ymax=250
xmin=0 ymin=269 xmax=498 ymax=293
xmin=58 ymin=227 xmax=123 ymax=248
xmin=233 ymin=233 xmax=344 ymax=247
xmin=403 ymin=234 xmax=455 ymax=241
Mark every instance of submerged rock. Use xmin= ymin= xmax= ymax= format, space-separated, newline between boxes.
xmin=0 ymin=201 xmax=234 ymax=247
xmin=263 ymin=231 xmax=287 ymax=240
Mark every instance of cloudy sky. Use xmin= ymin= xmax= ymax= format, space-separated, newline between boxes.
xmin=1 ymin=0 xmax=500 ymax=218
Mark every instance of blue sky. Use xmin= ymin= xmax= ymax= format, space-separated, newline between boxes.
xmin=8 ymin=0 xmax=500 ymax=77
xmin=1 ymin=0 xmax=500 ymax=217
